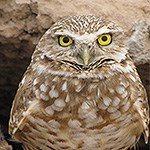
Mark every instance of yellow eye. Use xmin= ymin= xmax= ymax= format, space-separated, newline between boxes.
xmin=97 ymin=34 xmax=112 ymax=46
xmin=58 ymin=35 xmax=73 ymax=47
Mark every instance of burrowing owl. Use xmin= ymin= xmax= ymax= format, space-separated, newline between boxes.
xmin=9 ymin=16 xmax=149 ymax=150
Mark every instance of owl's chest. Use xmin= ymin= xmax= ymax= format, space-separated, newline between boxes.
xmin=32 ymin=73 xmax=132 ymax=125
xmin=25 ymin=74 xmax=141 ymax=149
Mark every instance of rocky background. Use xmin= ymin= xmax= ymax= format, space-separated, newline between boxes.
xmin=0 ymin=0 xmax=150 ymax=149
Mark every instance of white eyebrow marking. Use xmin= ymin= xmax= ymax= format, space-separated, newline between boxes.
xmin=54 ymin=26 xmax=121 ymax=42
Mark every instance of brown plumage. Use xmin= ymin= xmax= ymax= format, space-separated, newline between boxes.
xmin=9 ymin=16 xmax=149 ymax=150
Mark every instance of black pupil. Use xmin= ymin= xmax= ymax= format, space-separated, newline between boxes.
xmin=63 ymin=37 xmax=69 ymax=43
xmin=102 ymin=36 xmax=108 ymax=42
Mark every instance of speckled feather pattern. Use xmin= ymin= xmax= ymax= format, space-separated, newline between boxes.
xmin=9 ymin=16 xmax=149 ymax=150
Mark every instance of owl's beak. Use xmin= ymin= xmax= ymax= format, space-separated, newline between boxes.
xmin=81 ymin=49 xmax=90 ymax=65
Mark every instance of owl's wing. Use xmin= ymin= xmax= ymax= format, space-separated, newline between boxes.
xmin=9 ymin=67 xmax=34 ymax=136
xmin=133 ymin=78 xmax=149 ymax=144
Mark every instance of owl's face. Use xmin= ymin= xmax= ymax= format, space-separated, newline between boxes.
xmin=34 ymin=16 xmax=128 ymax=74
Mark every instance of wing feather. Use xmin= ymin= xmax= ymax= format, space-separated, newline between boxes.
xmin=9 ymin=67 xmax=34 ymax=135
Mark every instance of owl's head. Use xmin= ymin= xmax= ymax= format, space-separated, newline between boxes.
xmin=33 ymin=16 xmax=130 ymax=77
